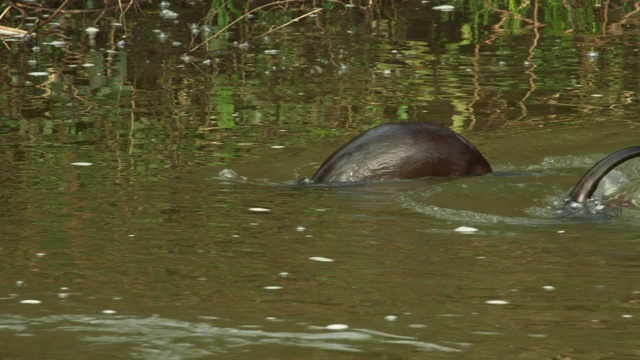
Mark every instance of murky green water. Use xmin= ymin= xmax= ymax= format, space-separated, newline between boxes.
xmin=1 ymin=1 xmax=640 ymax=359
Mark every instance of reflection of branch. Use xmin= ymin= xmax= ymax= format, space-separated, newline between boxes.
xmin=189 ymin=1 xmax=346 ymax=53
xmin=607 ymin=1 xmax=640 ymax=35
xmin=517 ymin=0 xmax=540 ymax=117
xmin=466 ymin=44 xmax=481 ymax=129
xmin=59 ymin=73 xmax=91 ymax=103
xmin=190 ymin=0 xmax=307 ymax=53
xmin=27 ymin=0 xmax=73 ymax=35
xmin=600 ymin=1 xmax=608 ymax=35
xmin=483 ymin=0 xmax=534 ymax=25
xmin=483 ymin=0 xmax=546 ymax=45
xmin=483 ymin=10 xmax=507 ymax=45
xmin=258 ymin=8 xmax=322 ymax=38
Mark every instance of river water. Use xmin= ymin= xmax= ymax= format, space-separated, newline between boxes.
xmin=1 ymin=1 xmax=640 ymax=359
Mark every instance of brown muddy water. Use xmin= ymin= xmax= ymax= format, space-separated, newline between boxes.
xmin=1 ymin=1 xmax=640 ymax=359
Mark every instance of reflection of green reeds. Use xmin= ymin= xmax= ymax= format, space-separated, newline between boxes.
xmin=467 ymin=0 xmax=630 ymax=36
xmin=2 ymin=0 xmax=630 ymax=40
xmin=2 ymin=0 xmax=638 ymax=147
xmin=190 ymin=0 xmax=326 ymax=53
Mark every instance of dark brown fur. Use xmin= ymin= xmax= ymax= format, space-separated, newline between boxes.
xmin=309 ymin=122 xmax=640 ymax=205
xmin=311 ymin=123 xmax=492 ymax=183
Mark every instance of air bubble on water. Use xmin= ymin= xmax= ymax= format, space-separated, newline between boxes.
xmin=384 ymin=315 xmax=398 ymax=321
xmin=326 ymin=324 xmax=349 ymax=330
xmin=27 ymin=72 xmax=49 ymax=76
xmin=485 ymin=300 xmax=509 ymax=305
xmin=338 ymin=63 xmax=349 ymax=75
xmin=264 ymin=286 xmax=282 ymax=290
xmin=102 ymin=309 xmax=117 ymax=314
xmin=218 ymin=169 xmax=238 ymax=179
xmin=249 ymin=207 xmax=271 ymax=213
xmin=20 ymin=299 xmax=42 ymax=304
xmin=528 ymin=334 xmax=547 ymax=338
xmin=543 ymin=285 xmax=555 ymax=291
xmin=264 ymin=49 xmax=281 ymax=55
xmin=160 ymin=9 xmax=178 ymax=19
xmin=296 ymin=226 xmax=306 ymax=232
xmin=47 ymin=40 xmax=66 ymax=48
xmin=309 ymin=256 xmax=334 ymax=262
xmin=408 ymin=324 xmax=427 ymax=328
xmin=85 ymin=27 xmax=99 ymax=38
xmin=454 ymin=226 xmax=478 ymax=233
xmin=71 ymin=162 xmax=93 ymax=166
xmin=433 ymin=5 xmax=454 ymax=11
xmin=156 ymin=31 xmax=168 ymax=42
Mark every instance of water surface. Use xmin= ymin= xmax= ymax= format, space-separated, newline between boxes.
xmin=1 ymin=1 xmax=640 ymax=359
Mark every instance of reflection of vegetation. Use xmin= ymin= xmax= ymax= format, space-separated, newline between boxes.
xmin=1 ymin=0 xmax=639 ymax=172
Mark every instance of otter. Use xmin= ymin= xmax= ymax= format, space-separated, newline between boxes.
xmin=307 ymin=122 xmax=640 ymax=205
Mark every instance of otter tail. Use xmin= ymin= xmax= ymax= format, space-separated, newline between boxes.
xmin=566 ymin=146 xmax=640 ymax=204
